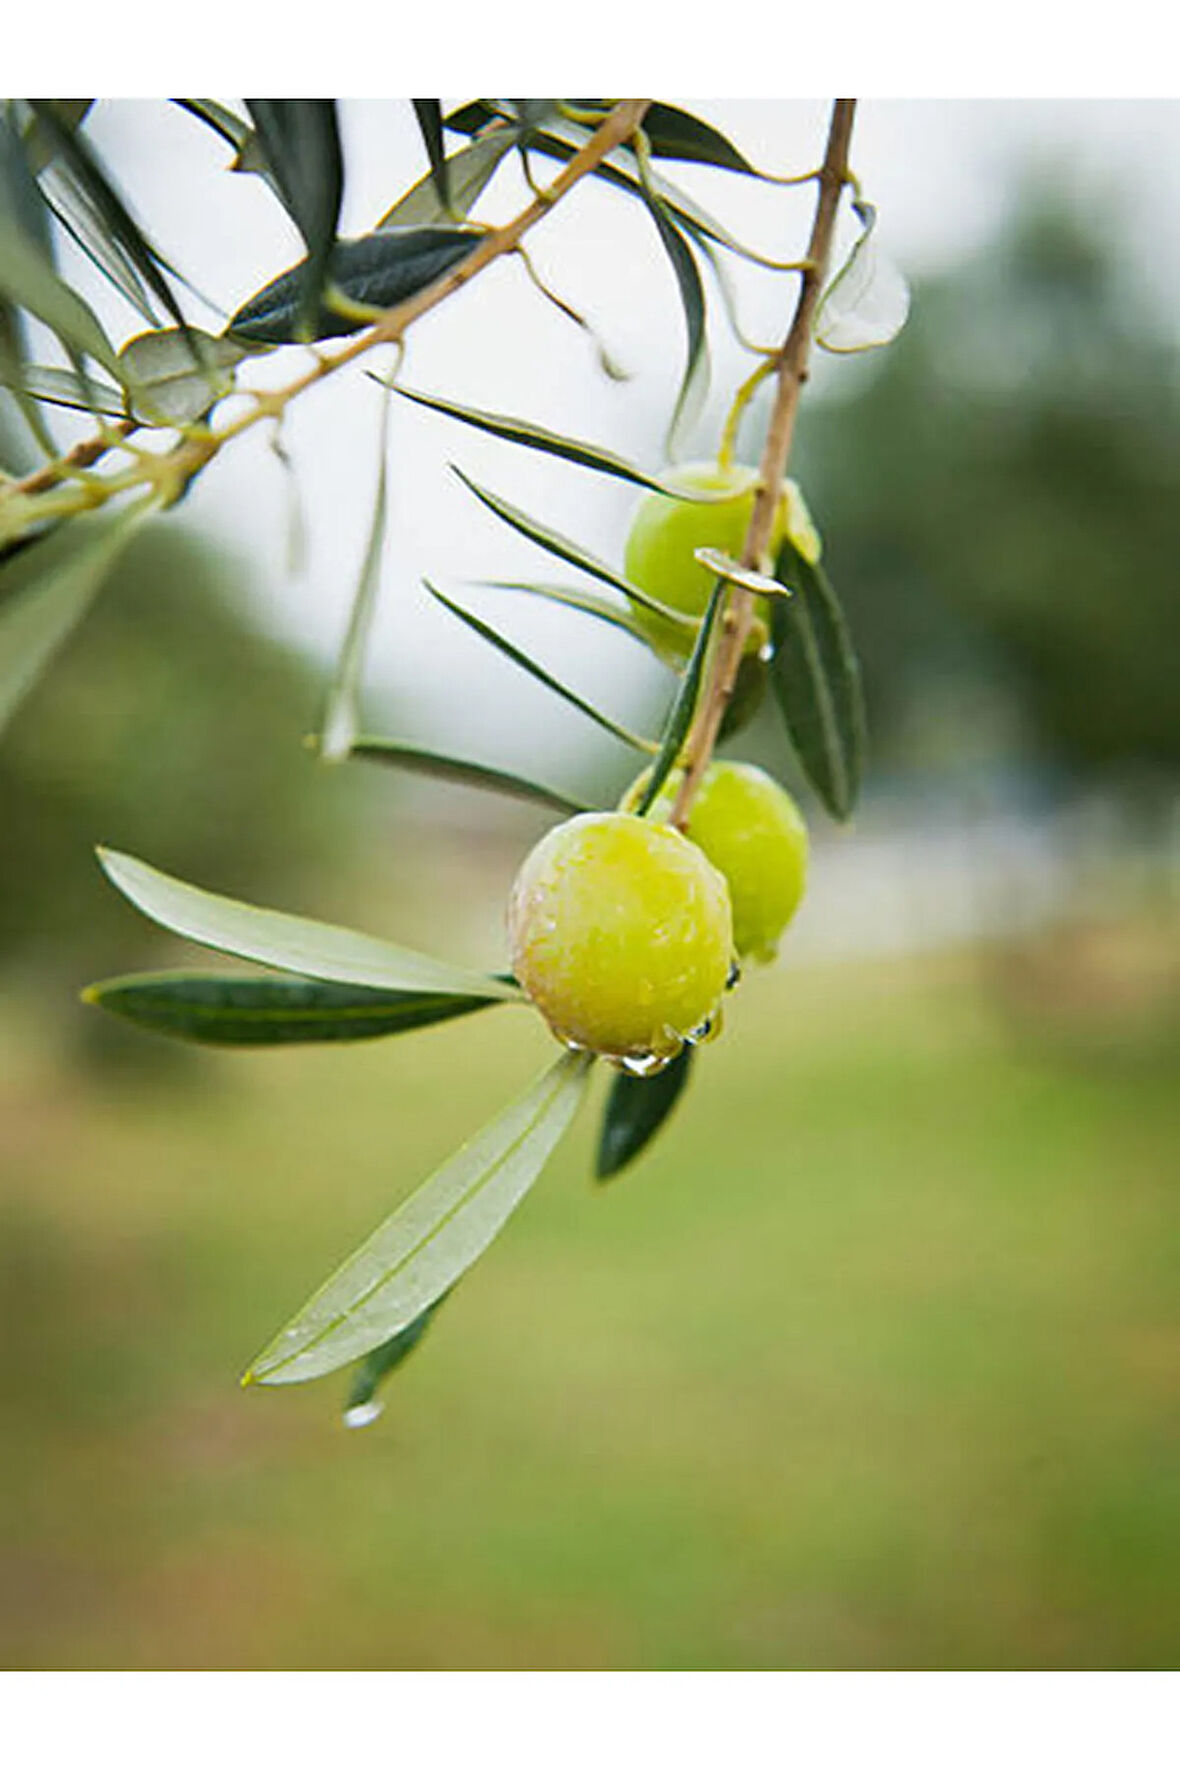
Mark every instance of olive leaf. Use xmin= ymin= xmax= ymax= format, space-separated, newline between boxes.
xmin=392 ymin=383 xmax=674 ymax=493
xmin=0 ymin=360 xmax=126 ymax=418
xmin=96 ymin=848 xmax=521 ymax=1000
xmin=244 ymin=100 xmax=344 ymax=339
xmin=83 ymin=971 xmax=498 ymax=1047
xmin=0 ymin=501 xmax=152 ymax=736
xmin=633 ymin=577 xmax=728 ymax=816
xmin=769 ymin=538 xmax=866 ymax=822
xmin=479 ymin=580 xmax=651 ymax=646
xmin=0 ymin=196 xmax=119 ymax=374
xmin=565 ymin=100 xmax=758 ymax=175
xmin=596 ymin=1044 xmax=694 ymax=1180
xmin=425 ymin=580 xmax=655 ymax=754
xmin=410 ymin=100 xmax=449 ymax=214
xmin=450 ymin=466 xmax=694 ymax=630
xmin=28 ymin=99 xmax=189 ymax=334
xmin=246 ymin=1049 xmax=592 ymax=1387
xmin=635 ymin=179 xmax=709 ymax=458
xmin=118 ymin=328 xmax=252 ymax=426
xmin=378 ymin=128 xmax=515 ymax=229
xmin=348 ymin=736 xmax=595 ymax=814
xmin=343 ymin=1292 xmax=453 ymax=1425
xmin=319 ymin=390 xmax=391 ymax=761
xmin=226 ymin=227 xmax=481 ymax=345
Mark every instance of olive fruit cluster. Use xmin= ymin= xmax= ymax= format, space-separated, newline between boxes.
xmin=508 ymin=766 xmax=809 ymax=1066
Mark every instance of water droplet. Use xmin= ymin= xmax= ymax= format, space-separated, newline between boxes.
xmin=726 ymin=960 xmax=742 ymax=991
xmin=343 ymin=1401 xmax=384 ymax=1430
xmin=561 ymin=1036 xmax=588 ymax=1053
xmin=685 ymin=1008 xmax=723 ymax=1046
xmin=619 ymin=1050 xmax=673 ymax=1078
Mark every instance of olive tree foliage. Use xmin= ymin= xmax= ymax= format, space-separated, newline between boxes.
xmin=0 ymin=98 xmax=907 ymax=1420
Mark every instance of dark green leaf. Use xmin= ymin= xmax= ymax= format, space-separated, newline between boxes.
xmin=83 ymin=970 xmax=497 ymax=1047
xmin=244 ymin=100 xmax=343 ymax=338
xmin=18 ymin=99 xmax=93 ymax=178
xmin=411 ymin=100 xmax=449 ymax=214
xmin=378 ymin=129 xmax=515 ymax=228
xmin=96 ymin=848 xmax=521 ymax=1000
xmin=226 ymin=227 xmax=481 ymax=345
xmin=635 ymin=183 xmax=708 ymax=456
xmin=633 ymin=578 xmax=727 ymax=816
xmin=450 ymin=466 xmax=694 ymax=631
xmin=344 ymin=1291 xmax=452 ymax=1423
xmin=172 ymin=99 xmax=250 ymax=155
xmin=349 ymin=736 xmax=596 ymax=813
xmin=247 ymin=1049 xmax=593 ymax=1386
xmin=0 ymin=360 xmax=125 ymax=417
xmin=119 ymin=328 xmax=251 ymax=426
xmin=0 ymin=106 xmax=53 ymax=254
xmin=319 ymin=391 xmax=391 ymax=760
xmin=393 ymin=384 xmax=674 ymax=493
xmin=596 ymin=1044 xmax=694 ymax=1180
xmin=425 ymin=580 xmax=654 ymax=754
xmin=569 ymin=100 xmax=757 ymax=174
xmin=769 ymin=539 xmax=866 ymax=822
xmin=28 ymin=100 xmax=188 ymax=333
xmin=0 ymin=502 xmax=150 ymax=735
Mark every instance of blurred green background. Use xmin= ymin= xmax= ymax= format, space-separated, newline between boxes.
xmin=1 ymin=130 xmax=1178 ymax=1670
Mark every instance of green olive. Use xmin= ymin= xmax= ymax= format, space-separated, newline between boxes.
xmin=621 ymin=762 xmax=808 ymax=964
xmin=507 ymin=812 xmax=734 ymax=1067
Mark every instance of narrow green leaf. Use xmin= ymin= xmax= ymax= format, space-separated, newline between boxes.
xmin=480 ymin=580 xmax=650 ymax=645
xmin=634 ymin=578 xmax=727 ymax=816
xmin=348 ymin=737 xmax=595 ymax=814
xmin=95 ymin=848 xmax=521 ymax=1000
xmin=0 ymin=360 xmax=126 ymax=417
xmin=637 ymin=185 xmax=709 ymax=458
xmin=450 ymin=466 xmax=694 ymax=630
xmin=344 ymin=1291 xmax=452 ymax=1424
xmin=0 ymin=502 xmax=149 ymax=736
xmin=319 ymin=392 xmax=391 ymax=760
xmin=0 ymin=203 xmax=118 ymax=372
xmin=425 ymin=580 xmax=655 ymax=755
xmin=394 ymin=384 xmax=673 ymax=493
xmin=411 ymin=100 xmax=449 ymax=214
xmin=769 ymin=539 xmax=866 ymax=822
xmin=28 ymin=100 xmax=189 ymax=333
xmin=226 ymin=227 xmax=481 ymax=346
xmin=0 ymin=106 xmax=53 ymax=254
xmin=18 ymin=99 xmax=93 ymax=178
xmin=83 ymin=970 xmax=498 ymax=1047
xmin=118 ymin=328 xmax=251 ymax=426
xmin=596 ymin=1044 xmax=694 ymax=1180
xmin=378 ymin=129 xmax=515 ymax=228
xmin=244 ymin=100 xmax=344 ymax=339
xmin=247 ymin=1049 xmax=592 ymax=1386
xmin=172 ymin=99 xmax=250 ymax=156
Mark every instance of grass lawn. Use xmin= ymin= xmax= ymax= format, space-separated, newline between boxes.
xmin=2 ymin=938 xmax=1177 ymax=1669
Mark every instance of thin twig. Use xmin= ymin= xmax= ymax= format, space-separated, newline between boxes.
xmin=669 ymin=98 xmax=857 ymax=831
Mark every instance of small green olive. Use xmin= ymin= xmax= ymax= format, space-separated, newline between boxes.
xmin=507 ymin=812 xmax=734 ymax=1066
xmin=621 ymin=762 xmax=809 ymax=964
xmin=623 ymin=462 xmax=821 ymax=665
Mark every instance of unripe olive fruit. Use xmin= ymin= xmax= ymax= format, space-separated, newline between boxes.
xmin=623 ymin=463 xmax=820 ymax=664
xmin=620 ymin=762 xmax=808 ymax=964
xmin=507 ymin=812 xmax=734 ymax=1068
